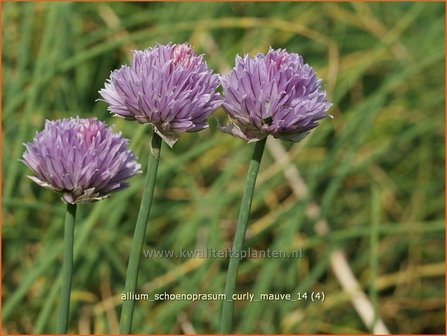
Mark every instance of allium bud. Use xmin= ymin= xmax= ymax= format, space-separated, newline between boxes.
xmin=99 ymin=43 xmax=222 ymax=147
xmin=22 ymin=118 xmax=141 ymax=204
xmin=220 ymin=48 xmax=331 ymax=143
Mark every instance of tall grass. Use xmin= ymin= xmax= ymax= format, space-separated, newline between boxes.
xmin=2 ymin=2 xmax=445 ymax=334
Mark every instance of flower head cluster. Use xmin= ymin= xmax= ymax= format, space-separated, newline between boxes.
xmin=99 ymin=43 xmax=222 ymax=147
xmin=22 ymin=118 xmax=141 ymax=204
xmin=220 ymin=48 xmax=331 ymax=143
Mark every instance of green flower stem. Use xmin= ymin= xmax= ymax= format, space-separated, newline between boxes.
xmin=120 ymin=131 xmax=162 ymax=334
xmin=220 ymin=137 xmax=267 ymax=333
xmin=56 ymin=202 xmax=77 ymax=333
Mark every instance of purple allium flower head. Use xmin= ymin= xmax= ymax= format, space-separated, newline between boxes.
xmin=99 ymin=43 xmax=222 ymax=147
xmin=220 ymin=48 xmax=332 ymax=143
xmin=22 ymin=118 xmax=141 ymax=204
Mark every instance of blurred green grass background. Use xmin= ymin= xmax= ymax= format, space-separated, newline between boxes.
xmin=2 ymin=2 xmax=445 ymax=334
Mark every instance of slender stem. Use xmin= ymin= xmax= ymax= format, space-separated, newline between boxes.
xmin=56 ymin=203 xmax=77 ymax=333
xmin=220 ymin=137 xmax=267 ymax=333
xmin=120 ymin=131 xmax=162 ymax=334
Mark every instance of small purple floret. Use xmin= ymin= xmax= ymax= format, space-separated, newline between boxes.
xmin=220 ymin=48 xmax=332 ymax=143
xmin=22 ymin=118 xmax=141 ymax=204
xmin=99 ymin=43 xmax=222 ymax=147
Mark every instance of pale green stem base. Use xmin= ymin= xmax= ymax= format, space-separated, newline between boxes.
xmin=120 ymin=132 xmax=162 ymax=334
xmin=220 ymin=137 xmax=267 ymax=333
xmin=56 ymin=203 xmax=77 ymax=333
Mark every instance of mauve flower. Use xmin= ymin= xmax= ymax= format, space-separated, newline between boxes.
xmin=220 ymin=48 xmax=332 ymax=143
xmin=22 ymin=118 xmax=141 ymax=204
xmin=99 ymin=43 xmax=222 ymax=147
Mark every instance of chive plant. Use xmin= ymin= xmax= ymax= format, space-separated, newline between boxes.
xmin=219 ymin=48 xmax=332 ymax=333
xmin=22 ymin=118 xmax=140 ymax=333
xmin=99 ymin=43 xmax=222 ymax=333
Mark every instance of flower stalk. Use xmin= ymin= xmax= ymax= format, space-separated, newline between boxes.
xmin=220 ymin=137 xmax=267 ymax=333
xmin=120 ymin=131 xmax=162 ymax=333
xmin=56 ymin=203 xmax=77 ymax=333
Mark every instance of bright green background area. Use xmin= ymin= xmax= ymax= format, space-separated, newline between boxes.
xmin=2 ymin=2 xmax=445 ymax=334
